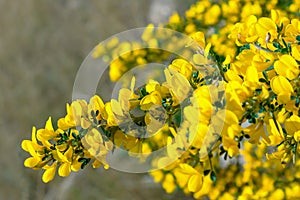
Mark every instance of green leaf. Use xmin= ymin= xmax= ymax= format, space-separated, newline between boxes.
xmin=210 ymin=171 xmax=217 ymax=182
xmin=204 ymin=170 xmax=211 ymax=176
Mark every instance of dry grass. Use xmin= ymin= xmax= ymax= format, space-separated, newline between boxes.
xmin=0 ymin=0 xmax=196 ymax=199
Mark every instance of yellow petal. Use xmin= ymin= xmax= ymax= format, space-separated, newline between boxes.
xmin=285 ymin=115 xmax=300 ymax=134
xmin=58 ymin=162 xmax=71 ymax=177
xmin=45 ymin=117 xmax=54 ymax=131
xmin=188 ymin=174 xmax=203 ymax=192
xmin=56 ymin=149 xmax=69 ymax=163
xmin=274 ymin=55 xmax=299 ymax=80
xmin=111 ymin=99 xmax=124 ymax=117
xmin=42 ymin=162 xmax=57 ymax=183
xmin=270 ymin=75 xmax=293 ymax=95
xmin=294 ymin=130 xmax=300 ymax=142
xmin=24 ymin=157 xmax=40 ymax=168
xmin=31 ymin=126 xmax=37 ymax=144
xmin=292 ymin=45 xmax=300 ymax=61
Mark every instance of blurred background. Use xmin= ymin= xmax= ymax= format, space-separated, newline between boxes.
xmin=0 ymin=0 xmax=197 ymax=199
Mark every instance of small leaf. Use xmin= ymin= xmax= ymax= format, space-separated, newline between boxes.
xmin=204 ymin=170 xmax=211 ymax=176
xmin=210 ymin=171 xmax=217 ymax=182
xmin=296 ymin=35 xmax=300 ymax=42
xmin=259 ymin=78 xmax=267 ymax=83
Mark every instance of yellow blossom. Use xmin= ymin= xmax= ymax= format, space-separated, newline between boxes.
xmin=42 ymin=162 xmax=57 ymax=183
xmin=274 ymin=55 xmax=299 ymax=80
xmin=270 ymin=75 xmax=294 ymax=104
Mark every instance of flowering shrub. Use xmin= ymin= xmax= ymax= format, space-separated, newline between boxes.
xmin=22 ymin=0 xmax=300 ymax=199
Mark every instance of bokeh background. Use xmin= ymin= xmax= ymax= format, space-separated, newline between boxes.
xmin=0 ymin=0 xmax=197 ymax=199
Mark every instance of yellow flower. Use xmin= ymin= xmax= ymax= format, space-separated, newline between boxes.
xmin=81 ymin=128 xmax=113 ymax=169
xmin=241 ymin=2 xmax=262 ymax=20
xmin=42 ymin=162 xmax=57 ymax=183
xmin=162 ymin=173 xmax=177 ymax=193
xmin=190 ymin=32 xmax=206 ymax=49
xmin=150 ymin=170 xmax=164 ymax=183
xmin=204 ymin=4 xmax=221 ymax=25
xmin=37 ymin=117 xmax=57 ymax=148
xmin=169 ymin=59 xmax=193 ymax=79
xmin=284 ymin=19 xmax=300 ymax=43
xmin=274 ymin=55 xmax=299 ymax=80
xmin=57 ymin=103 xmax=76 ymax=130
xmin=174 ymin=164 xmax=203 ymax=193
xmin=102 ymin=102 xmax=118 ymax=126
xmin=57 ymin=147 xmax=73 ymax=177
xmin=270 ymin=75 xmax=294 ymax=104
xmin=58 ymin=100 xmax=91 ymax=129
xmin=222 ymin=136 xmax=239 ymax=157
xmin=292 ymin=44 xmax=300 ymax=61
xmin=88 ymin=95 xmax=105 ymax=121
xmin=255 ymin=17 xmax=277 ymax=44
xmin=243 ymin=66 xmax=260 ymax=91
xmin=169 ymin=13 xmax=182 ymax=24
xmin=22 ymin=126 xmax=43 ymax=168
xmin=164 ymin=68 xmax=192 ymax=105
xmin=267 ymin=118 xmax=284 ymax=146
xmin=229 ymin=15 xmax=258 ymax=46
xmin=244 ymin=123 xmax=269 ymax=144
xmin=140 ymin=91 xmax=162 ymax=110
xmin=285 ymin=115 xmax=300 ymax=141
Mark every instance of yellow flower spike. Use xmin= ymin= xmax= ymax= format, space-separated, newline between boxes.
xmin=274 ymin=55 xmax=299 ymax=80
xmin=270 ymin=75 xmax=294 ymax=104
xmin=42 ymin=162 xmax=58 ymax=183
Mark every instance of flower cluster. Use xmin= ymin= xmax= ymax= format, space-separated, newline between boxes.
xmin=22 ymin=0 xmax=300 ymax=199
